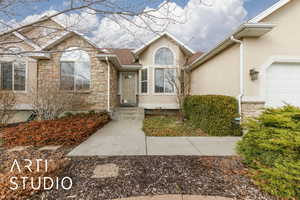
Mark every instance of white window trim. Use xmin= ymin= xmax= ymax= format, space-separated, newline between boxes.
xmin=0 ymin=61 xmax=28 ymax=93
xmin=153 ymin=46 xmax=176 ymax=67
xmin=152 ymin=67 xmax=177 ymax=96
xmin=139 ymin=67 xmax=149 ymax=95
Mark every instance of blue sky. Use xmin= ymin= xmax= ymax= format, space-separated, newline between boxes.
xmin=1 ymin=0 xmax=281 ymax=51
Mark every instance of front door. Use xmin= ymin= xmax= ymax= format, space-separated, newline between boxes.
xmin=121 ymin=72 xmax=137 ymax=106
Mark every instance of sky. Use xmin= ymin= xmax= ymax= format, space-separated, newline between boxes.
xmin=1 ymin=0 xmax=280 ymax=52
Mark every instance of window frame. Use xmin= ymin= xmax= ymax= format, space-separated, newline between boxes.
xmin=153 ymin=67 xmax=177 ymax=95
xmin=153 ymin=46 xmax=175 ymax=66
xmin=0 ymin=61 xmax=27 ymax=92
xmin=59 ymin=48 xmax=91 ymax=92
xmin=139 ymin=67 xmax=149 ymax=95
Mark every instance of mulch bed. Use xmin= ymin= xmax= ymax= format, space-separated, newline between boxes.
xmin=32 ymin=156 xmax=276 ymax=200
xmin=2 ymin=113 xmax=110 ymax=148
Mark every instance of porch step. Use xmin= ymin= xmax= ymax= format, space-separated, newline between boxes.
xmin=112 ymin=107 xmax=145 ymax=120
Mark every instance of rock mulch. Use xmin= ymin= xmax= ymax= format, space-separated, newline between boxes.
xmin=33 ymin=156 xmax=275 ymax=200
xmin=113 ymin=194 xmax=233 ymax=200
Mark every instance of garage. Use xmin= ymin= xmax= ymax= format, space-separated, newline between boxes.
xmin=266 ymin=62 xmax=300 ymax=107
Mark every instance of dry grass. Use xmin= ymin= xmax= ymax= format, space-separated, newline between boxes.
xmin=143 ymin=116 xmax=207 ymax=137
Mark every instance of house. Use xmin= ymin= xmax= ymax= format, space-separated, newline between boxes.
xmin=189 ymin=0 xmax=300 ymax=118
xmin=0 ymin=16 xmax=202 ymax=118
xmin=1 ymin=0 xmax=299 ymax=121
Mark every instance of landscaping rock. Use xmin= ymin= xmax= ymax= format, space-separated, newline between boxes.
xmin=7 ymin=146 xmax=29 ymax=152
xmin=92 ymin=163 xmax=119 ymax=178
xmin=39 ymin=145 xmax=62 ymax=151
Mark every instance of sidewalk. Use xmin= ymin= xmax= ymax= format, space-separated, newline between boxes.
xmin=68 ymin=119 xmax=241 ymax=156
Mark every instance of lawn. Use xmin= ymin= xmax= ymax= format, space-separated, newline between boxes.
xmin=143 ymin=116 xmax=208 ymax=136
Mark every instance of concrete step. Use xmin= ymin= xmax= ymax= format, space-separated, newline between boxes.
xmin=112 ymin=107 xmax=145 ymax=121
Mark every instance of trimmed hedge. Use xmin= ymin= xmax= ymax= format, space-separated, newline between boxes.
xmin=183 ymin=95 xmax=241 ymax=136
xmin=237 ymin=105 xmax=300 ymax=199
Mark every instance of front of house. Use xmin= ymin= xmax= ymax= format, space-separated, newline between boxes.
xmin=1 ymin=0 xmax=300 ymax=120
xmin=0 ymin=17 xmax=201 ymax=115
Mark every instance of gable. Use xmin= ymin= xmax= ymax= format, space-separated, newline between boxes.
xmin=138 ymin=35 xmax=187 ymax=66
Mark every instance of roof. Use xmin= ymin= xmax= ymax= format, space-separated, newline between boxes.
xmin=189 ymin=23 xmax=276 ymax=70
xmin=186 ymin=52 xmax=204 ymax=65
xmin=249 ymin=0 xmax=291 ymax=23
xmin=133 ymin=32 xmax=195 ymax=57
xmin=99 ymin=48 xmax=139 ymax=66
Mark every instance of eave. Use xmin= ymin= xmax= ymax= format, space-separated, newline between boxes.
xmin=189 ymin=23 xmax=276 ymax=70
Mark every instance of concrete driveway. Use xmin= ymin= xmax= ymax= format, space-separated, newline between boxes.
xmin=68 ymin=119 xmax=241 ymax=156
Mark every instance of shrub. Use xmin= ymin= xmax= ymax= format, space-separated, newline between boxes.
xmin=2 ymin=112 xmax=110 ymax=147
xmin=183 ymin=95 xmax=241 ymax=136
xmin=237 ymin=105 xmax=300 ymax=199
xmin=32 ymin=87 xmax=84 ymax=121
xmin=0 ymin=92 xmax=16 ymax=126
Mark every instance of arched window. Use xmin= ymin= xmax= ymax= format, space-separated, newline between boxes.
xmin=60 ymin=47 xmax=90 ymax=91
xmin=154 ymin=47 xmax=174 ymax=65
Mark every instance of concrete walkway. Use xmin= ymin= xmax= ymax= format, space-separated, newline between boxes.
xmin=68 ymin=120 xmax=241 ymax=156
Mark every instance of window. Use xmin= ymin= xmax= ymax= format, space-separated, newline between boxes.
xmin=60 ymin=48 xmax=91 ymax=91
xmin=155 ymin=68 xmax=176 ymax=93
xmin=154 ymin=47 xmax=174 ymax=65
xmin=140 ymin=68 xmax=148 ymax=94
xmin=0 ymin=62 xmax=26 ymax=91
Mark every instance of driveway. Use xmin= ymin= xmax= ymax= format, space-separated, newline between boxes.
xmin=68 ymin=119 xmax=241 ymax=156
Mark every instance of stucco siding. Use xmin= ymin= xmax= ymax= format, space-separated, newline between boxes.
xmin=190 ymin=44 xmax=240 ymax=97
xmin=244 ymin=0 xmax=300 ymax=98
xmin=138 ymin=36 xmax=187 ymax=108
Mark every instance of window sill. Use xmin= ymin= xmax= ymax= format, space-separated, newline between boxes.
xmin=0 ymin=90 xmax=27 ymax=94
xmin=153 ymin=93 xmax=177 ymax=96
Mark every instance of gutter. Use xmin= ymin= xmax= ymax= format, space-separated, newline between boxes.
xmin=105 ymin=56 xmax=111 ymax=112
xmin=230 ymin=36 xmax=244 ymax=120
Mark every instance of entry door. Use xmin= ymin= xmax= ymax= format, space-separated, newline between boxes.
xmin=121 ymin=72 xmax=137 ymax=106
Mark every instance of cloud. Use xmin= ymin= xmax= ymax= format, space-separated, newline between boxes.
xmin=92 ymin=0 xmax=248 ymax=51
xmin=2 ymin=0 xmax=247 ymax=52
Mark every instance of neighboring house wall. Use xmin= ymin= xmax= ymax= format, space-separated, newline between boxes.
xmin=190 ymin=44 xmax=240 ymax=97
xmin=138 ymin=36 xmax=187 ymax=109
xmin=38 ymin=34 xmax=111 ymax=111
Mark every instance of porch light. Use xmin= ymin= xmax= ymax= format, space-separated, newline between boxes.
xmin=250 ymin=68 xmax=259 ymax=81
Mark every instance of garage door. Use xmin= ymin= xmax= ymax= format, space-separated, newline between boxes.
xmin=266 ymin=63 xmax=300 ymax=107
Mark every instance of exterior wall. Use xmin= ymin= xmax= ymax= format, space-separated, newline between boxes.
xmin=190 ymin=44 xmax=240 ymax=97
xmin=38 ymin=34 xmax=109 ymax=111
xmin=138 ymin=36 xmax=187 ymax=109
xmin=110 ymin=64 xmax=119 ymax=109
xmin=244 ymin=0 xmax=300 ymax=99
xmin=0 ymin=34 xmax=38 ymax=109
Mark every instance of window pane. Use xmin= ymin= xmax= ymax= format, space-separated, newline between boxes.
xmin=61 ymin=62 xmax=75 ymax=90
xmin=155 ymin=47 xmax=174 ymax=65
xmin=141 ymin=69 xmax=147 ymax=81
xmin=141 ymin=82 xmax=147 ymax=93
xmin=165 ymin=69 xmax=175 ymax=93
xmin=75 ymin=62 xmax=90 ymax=90
xmin=1 ymin=63 xmax=13 ymax=90
xmin=14 ymin=63 xmax=26 ymax=91
xmin=155 ymin=69 xmax=164 ymax=93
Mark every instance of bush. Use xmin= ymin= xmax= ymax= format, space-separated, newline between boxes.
xmin=2 ymin=112 xmax=110 ymax=147
xmin=183 ymin=95 xmax=241 ymax=136
xmin=0 ymin=92 xmax=16 ymax=126
xmin=237 ymin=105 xmax=300 ymax=199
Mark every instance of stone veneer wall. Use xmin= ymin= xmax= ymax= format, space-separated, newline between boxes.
xmin=38 ymin=34 xmax=113 ymax=111
xmin=242 ymin=101 xmax=265 ymax=120
xmin=109 ymin=64 xmax=119 ymax=109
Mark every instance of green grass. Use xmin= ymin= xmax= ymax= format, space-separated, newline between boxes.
xmin=143 ymin=116 xmax=208 ymax=137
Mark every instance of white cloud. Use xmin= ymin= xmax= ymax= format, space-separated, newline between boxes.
xmin=92 ymin=0 xmax=247 ymax=51
xmin=2 ymin=0 xmax=247 ymax=52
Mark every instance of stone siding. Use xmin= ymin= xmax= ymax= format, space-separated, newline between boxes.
xmin=242 ymin=101 xmax=265 ymax=120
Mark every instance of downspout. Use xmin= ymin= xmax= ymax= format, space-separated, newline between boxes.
xmin=105 ymin=56 xmax=111 ymax=112
xmin=230 ymin=36 xmax=244 ymax=120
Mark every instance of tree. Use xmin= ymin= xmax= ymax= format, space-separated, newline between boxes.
xmin=0 ymin=92 xmax=16 ymax=125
